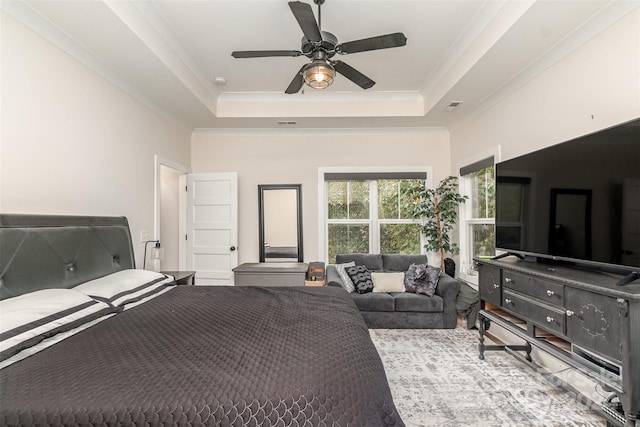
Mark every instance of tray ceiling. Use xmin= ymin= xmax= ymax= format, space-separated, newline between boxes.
xmin=3 ymin=0 xmax=636 ymax=130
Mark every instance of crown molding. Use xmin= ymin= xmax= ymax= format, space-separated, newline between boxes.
xmin=216 ymin=91 xmax=424 ymax=118
xmin=192 ymin=126 xmax=447 ymax=137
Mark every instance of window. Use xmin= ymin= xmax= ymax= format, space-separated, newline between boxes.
xmin=327 ymin=180 xmax=371 ymax=260
xmin=324 ymin=172 xmax=427 ymax=263
xmin=459 ymin=157 xmax=496 ymax=283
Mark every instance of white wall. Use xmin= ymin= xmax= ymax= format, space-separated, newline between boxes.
xmin=0 ymin=12 xmax=191 ymax=268
xmin=450 ymin=8 xmax=640 ymax=166
xmin=191 ymin=128 xmax=450 ymax=263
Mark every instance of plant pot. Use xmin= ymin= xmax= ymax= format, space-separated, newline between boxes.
xmin=444 ymin=257 xmax=456 ymax=278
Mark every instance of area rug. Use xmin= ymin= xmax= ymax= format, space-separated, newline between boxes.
xmin=370 ymin=328 xmax=605 ymax=427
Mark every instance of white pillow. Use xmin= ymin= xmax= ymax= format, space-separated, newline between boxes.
xmin=334 ymin=261 xmax=356 ymax=293
xmin=0 ymin=289 xmax=114 ymax=362
xmin=74 ymin=269 xmax=174 ymax=308
xmin=372 ymin=272 xmax=406 ymax=293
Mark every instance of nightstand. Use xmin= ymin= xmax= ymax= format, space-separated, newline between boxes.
xmin=161 ymin=271 xmax=196 ymax=285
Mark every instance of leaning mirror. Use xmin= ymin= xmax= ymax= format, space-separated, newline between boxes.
xmin=258 ymin=184 xmax=303 ymax=262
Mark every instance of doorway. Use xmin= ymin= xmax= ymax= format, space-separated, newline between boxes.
xmin=155 ymin=158 xmax=239 ymax=283
xmin=155 ymin=156 xmax=190 ymax=272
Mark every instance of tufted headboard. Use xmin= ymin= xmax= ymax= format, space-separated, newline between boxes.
xmin=0 ymin=214 xmax=135 ymax=300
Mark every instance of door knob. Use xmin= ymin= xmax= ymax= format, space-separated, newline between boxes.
xmin=230 ymin=246 xmax=236 ymax=251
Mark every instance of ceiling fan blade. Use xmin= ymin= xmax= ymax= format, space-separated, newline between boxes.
xmin=285 ymin=65 xmax=306 ymax=94
xmin=337 ymin=32 xmax=407 ymax=54
xmin=333 ymin=61 xmax=375 ymax=89
xmin=232 ymin=50 xmax=302 ymax=58
xmin=288 ymin=1 xmax=321 ymax=43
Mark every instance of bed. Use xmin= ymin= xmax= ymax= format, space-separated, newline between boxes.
xmin=0 ymin=214 xmax=404 ymax=426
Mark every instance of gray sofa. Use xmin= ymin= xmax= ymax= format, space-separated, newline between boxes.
xmin=326 ymin=253 xmax=460 ymax=329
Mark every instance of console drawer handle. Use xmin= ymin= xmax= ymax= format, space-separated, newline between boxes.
xmin=504 ymin=298 xmax=512 ymax=304
xmin=566 ymin=310 xmax=575 ymax=317
xmin=546 ymin=316 xmax=554 ymax=323
xmin=493 ymin=283 xmax=499 ymax=289
xmin=546 ymin=290 xmax=555 ymax=297
xmin=504 ymin=277 xmax=513 ymax=283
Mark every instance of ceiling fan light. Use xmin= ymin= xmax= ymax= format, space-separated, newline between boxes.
xmin=303 ymin=61 xmax=335 ymax=89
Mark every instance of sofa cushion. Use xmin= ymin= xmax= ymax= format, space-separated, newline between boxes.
xmin=394 ymin=293 xmax=443 ymax=313
xmin=336 ymin=254 xmax=383 ymax=272
xmin=382 ymin=254 xmax=428 ymax=272
xmin=371 ymin=272 xmax=405 ymax=293
xmin=345 ymin=265 xmax=374 ymax=294
xmin=350 ymin=292 xmax=395 ymax=312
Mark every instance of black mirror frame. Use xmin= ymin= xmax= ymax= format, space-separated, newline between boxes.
xmin=258 ymin=184 xmax=303 ymax=262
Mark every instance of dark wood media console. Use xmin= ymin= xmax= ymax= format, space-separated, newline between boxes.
xmin=475 ymin=257 xmax=640 ymax=427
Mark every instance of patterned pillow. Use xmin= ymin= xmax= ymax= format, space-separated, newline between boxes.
xmin=345 ymin=265 xmax=374 ymax=294
xmin=404 ymin=263 xmax=441 ymax=297
xmin=334 ymin=261 xmax=356 ymax=293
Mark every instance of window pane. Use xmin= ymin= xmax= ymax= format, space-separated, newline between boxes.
xmin=380 ymin=223 xmax=421 ymax=254
xmin=471 ymin=224 xmax=495 ymax=260
xmin=349 ymin=181 xmax=370 ymax=219
xmin=379 ymin=179 xmax=424 ymax=219
xmin=328 ymin=180 xmax=371 ymax=220
xmin=378 ymin=180 xmax=399 ymax=219
xmin=399 ymin=179 xmax=423 ymax=218
xmin=328 ymin=224 xmax=369 ymax=263
xmin=470 ymin=166 xmax=495 ymax=218
xmin=328 ymin=181 xmax=348 ymax=219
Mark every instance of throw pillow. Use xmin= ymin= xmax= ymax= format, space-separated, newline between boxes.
xmin=345 ymin=265 xmax=374 ymax=294
xmin=404 ymin=263 xmax=424 ymax=292
xmin=404 ymin=263 xmax=441 ymax=297
xmin=372 ymin=272 xmax=405 ymax=293
xmin=334 ymin=261 xmax=356 ymax=293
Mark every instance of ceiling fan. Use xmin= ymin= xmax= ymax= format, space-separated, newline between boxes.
xmin=231 ymin=0 xmax=407 ymax=94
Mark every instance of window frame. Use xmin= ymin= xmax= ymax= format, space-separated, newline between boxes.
xmin=457 ymin=148 xmax=500 ymax=286
xmin=318 ymin=166 xmax=432 ymax=263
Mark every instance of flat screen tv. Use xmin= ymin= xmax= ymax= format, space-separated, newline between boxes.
xmin=495 ymin=118 xmax=640 ymax=275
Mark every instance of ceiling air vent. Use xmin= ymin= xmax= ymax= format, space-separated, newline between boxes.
xmin=445 ymin=101 xmax=463 ymax=111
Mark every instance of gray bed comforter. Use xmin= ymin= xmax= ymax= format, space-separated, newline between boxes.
xmin=0 ymin=286 xmax=403 ymax=426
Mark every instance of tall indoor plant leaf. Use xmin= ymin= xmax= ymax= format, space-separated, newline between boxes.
xmin=404 ymin=176 xmax=467 ymax=271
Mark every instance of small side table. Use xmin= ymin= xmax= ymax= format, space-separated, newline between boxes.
xmin=161 ymin=271 xmax=196 ymax=285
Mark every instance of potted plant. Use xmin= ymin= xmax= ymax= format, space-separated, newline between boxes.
xmin=404 ymin=176 xmax=467 ymax=274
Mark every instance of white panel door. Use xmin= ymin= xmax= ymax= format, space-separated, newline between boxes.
xmin=186 ymin=173 xmax=238 ymax=285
